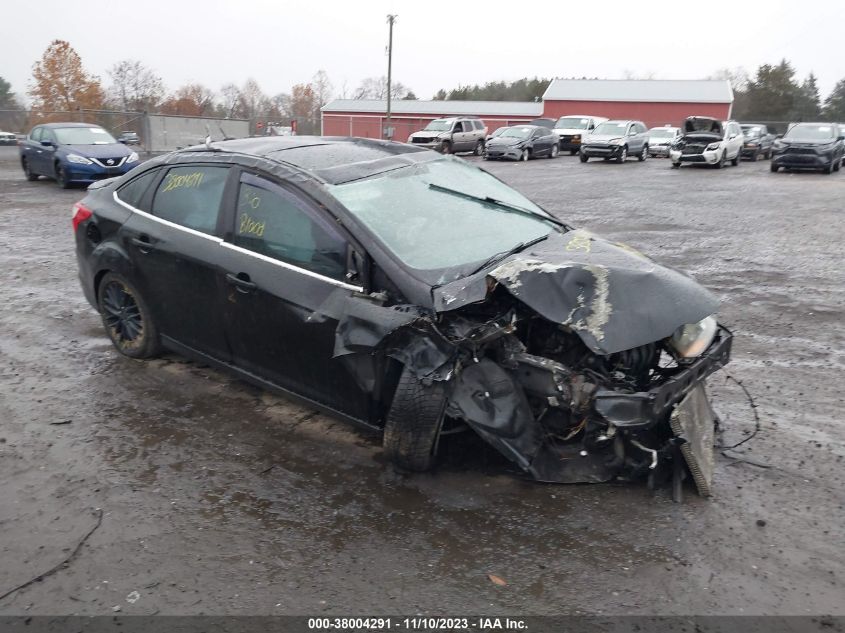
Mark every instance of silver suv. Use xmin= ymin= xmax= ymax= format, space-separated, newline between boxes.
xmin=407 ymin=117 xmax=488 ymax=155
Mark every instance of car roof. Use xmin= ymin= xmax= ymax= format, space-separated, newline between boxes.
xmin=38 ymin=122 xmax=104 ymax=129
xmin=175 ymin=136 xmax=437 ymax=185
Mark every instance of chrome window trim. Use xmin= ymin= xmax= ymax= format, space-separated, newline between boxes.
xmin=112 ymin=191 xmax=362 ymax=292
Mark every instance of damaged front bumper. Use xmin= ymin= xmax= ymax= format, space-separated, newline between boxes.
xmin=594 ymin=326 xmax=732 ymax=429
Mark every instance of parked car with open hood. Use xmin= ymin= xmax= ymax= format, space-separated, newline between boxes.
xmin=73 ymin=136 xmax=731 ymax=497
xmin=553 ymin=115 xmax=608 ymax=154
xmin=483 ymin=125 xmax=559 ymax=161
xmin=580 ymin=120 xmax=649 ymax=163
xmin=407 ymin=117 xmax=487 ymax=155
xmin=20 ymin=123 xmax=139 ymax=188
xmin=669 ymin=117 xmax=743 ymax=169
xmin=739 ymin=124 xmax=774 ymax=160
xmin=647 ymin=126 xmax=681 ymax=157
xmin=770 ymin=122 xmax=843 ymax=173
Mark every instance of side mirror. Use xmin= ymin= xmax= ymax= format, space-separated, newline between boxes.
xmin=41 ymin=139 xmax=54 ymax=147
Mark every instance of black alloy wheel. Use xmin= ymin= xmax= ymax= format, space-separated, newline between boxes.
xmin=97 ymin=273 xmax=160 ymax=358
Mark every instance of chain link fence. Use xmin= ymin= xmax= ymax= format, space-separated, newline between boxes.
xmin=0 ymin=109 xmax=250 ymax=153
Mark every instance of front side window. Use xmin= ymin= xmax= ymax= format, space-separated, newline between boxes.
xmin=233 ymin=174 xmax=348 ymax=281
xmin=151 ymin=165 xmax=229 ymax=235
xmin=330 ymin=157 xmax=557 ymax=279
xmin=30 ymin=127 xmax=42 ymax=142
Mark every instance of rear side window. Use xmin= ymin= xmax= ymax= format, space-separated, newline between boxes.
xmin=233 ymin=174 xmax=347 ymax=281
xmin=116 ymin=169 xmax=159 ymax=210
xmin=151 ymin=166 xmax=229 ymax=235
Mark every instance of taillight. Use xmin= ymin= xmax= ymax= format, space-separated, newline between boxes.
xmin=72 ymin=202 xmax=93 ymax=232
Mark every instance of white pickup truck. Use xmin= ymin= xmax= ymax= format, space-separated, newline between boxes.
xmin=552 ymin=115 xmax=608 ymax=155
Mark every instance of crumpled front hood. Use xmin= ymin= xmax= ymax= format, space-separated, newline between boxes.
xmin=433 ymin=230 xmax=719 ymax=355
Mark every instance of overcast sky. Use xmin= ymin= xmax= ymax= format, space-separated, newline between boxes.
xmin=3 ymin=0 xmax=844 ymax=105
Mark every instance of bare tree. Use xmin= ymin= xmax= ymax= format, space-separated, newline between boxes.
xmin=237 ymin=78 xmax=267 ymax=120
xmin=220 ymin=83 xmax=241 ymax=118
xmin=353 ymin=76 xmax=413 ymax=100
xmin=107 ymin=60 xmax=165 ymax=112
xmin=706 ymin=67 xmax=750 ymax=91
xmin=622 ymin=69 xmax=657 ymax=80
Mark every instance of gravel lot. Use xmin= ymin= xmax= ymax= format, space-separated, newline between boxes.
xmin=0 ymin=144 xmax=843 ymax=616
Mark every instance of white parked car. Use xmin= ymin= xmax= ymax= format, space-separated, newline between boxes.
xmin=552 ymin=115 xmax=608 ymax=155
xmin=647 ymin=126 xmax=681 ymax=157
xmin=670 ymin=117 xmax=744 ymax=169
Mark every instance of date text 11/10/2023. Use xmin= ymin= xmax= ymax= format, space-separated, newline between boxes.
xmin=307 ymin=617 xmax=528 ymax=631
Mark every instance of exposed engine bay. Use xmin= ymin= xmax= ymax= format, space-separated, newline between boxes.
xmin=331 ymin=229 xmax=732 ymax=499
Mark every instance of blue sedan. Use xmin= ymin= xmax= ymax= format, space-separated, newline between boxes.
xmin=20 ymin=122 xmax=139 ymax=188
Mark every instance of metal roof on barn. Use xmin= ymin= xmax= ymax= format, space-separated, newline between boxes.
xmin=542 ymin=79 xmax=733 ymax=104
xmin=321 ymin=99 xmax=545 ymax=116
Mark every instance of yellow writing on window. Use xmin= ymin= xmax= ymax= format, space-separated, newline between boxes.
xmin=162 ymin=171 xmax=204 ymax=192
xmin=239 ymin=212 xmax=265 ymax=237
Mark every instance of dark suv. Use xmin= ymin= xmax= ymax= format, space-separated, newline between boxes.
xmin=740 ymin=124 xmax=774 ymax=160
xmin=771 ymin=123 xmax=844 ymax=174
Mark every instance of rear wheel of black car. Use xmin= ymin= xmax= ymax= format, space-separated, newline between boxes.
xmin=22 ymin=158 xmax=39 ymax=181
xmin=671 ymin=162 xmax=680 ymax=169
xmin=569 ymin=149 xmax=577 ymax=155
xmin=579 ymin=152 xmax=588 ymax=163
xmin=834 ymin=160 xmax=841 ymax=172
xmin=97 ymin=273 xmax=161 ymax=359
xmin=54 ymin=162 xmax=71 ymax=189
xmin=382 ymin=366 xmax=448 ymax=472
xmin=770 ymin=163 xmax=779 ymax=172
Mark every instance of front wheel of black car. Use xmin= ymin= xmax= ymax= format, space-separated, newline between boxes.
xmin=580 ymin=152 xmax=588 ymax=163
xmin=383 ymin=366 xmax=448 ymax=472
xmin=22 ymin=158 xmax=39 ymax=181
xmin=97 ymin=273 xmax=161 ymax=359
xmin=770 ymin=163 xmax=779 ymax=172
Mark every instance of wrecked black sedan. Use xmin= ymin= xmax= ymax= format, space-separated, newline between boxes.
xmin=73 ymin=137 xmax=731 ymax=496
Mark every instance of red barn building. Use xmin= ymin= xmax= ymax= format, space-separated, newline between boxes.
xmin=321 ymin=99 xmax=543 ymax=140
xmin=320 ymin=80 xmax=734 ymax=139
xmin=541 ymin=79 xmax=733 ymax=128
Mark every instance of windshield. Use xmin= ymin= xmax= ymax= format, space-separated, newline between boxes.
xmin=554 ymin=117 xmax=590 ymax=130
xmin=330 ymin=158 xmax=556 ymax=278
xmin=648 ymin=128 xmax=675 ymax=138
xmin=593 ymin=122 xmax=628 ymax=136
xmin=783 ymin=124 xmax=836 ymax=141
xmin=53 ymin=127 xmax=117 ymax=145
xmin=490 ymin=127 xmax=506 ymax=137
xmin=423 ymin=119 xmax=453 ymax=132
xmin=500 ymin=127 xmax=533 ymax=139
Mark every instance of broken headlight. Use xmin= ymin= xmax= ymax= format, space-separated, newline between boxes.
xmin=705 ymin=142 xmax=722 ymax=152
xmin=668 ymin=316 xmax=718 ymax=359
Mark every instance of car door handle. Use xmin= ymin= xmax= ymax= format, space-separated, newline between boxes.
xmin=130 ymin=235 xmax=156 ymax=253
xmin=226 ymin=272 xmax=257 ymax=293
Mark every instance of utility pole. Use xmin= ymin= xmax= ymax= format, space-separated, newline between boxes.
xmin=385 ymin=14 xmax=397 ymax=140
